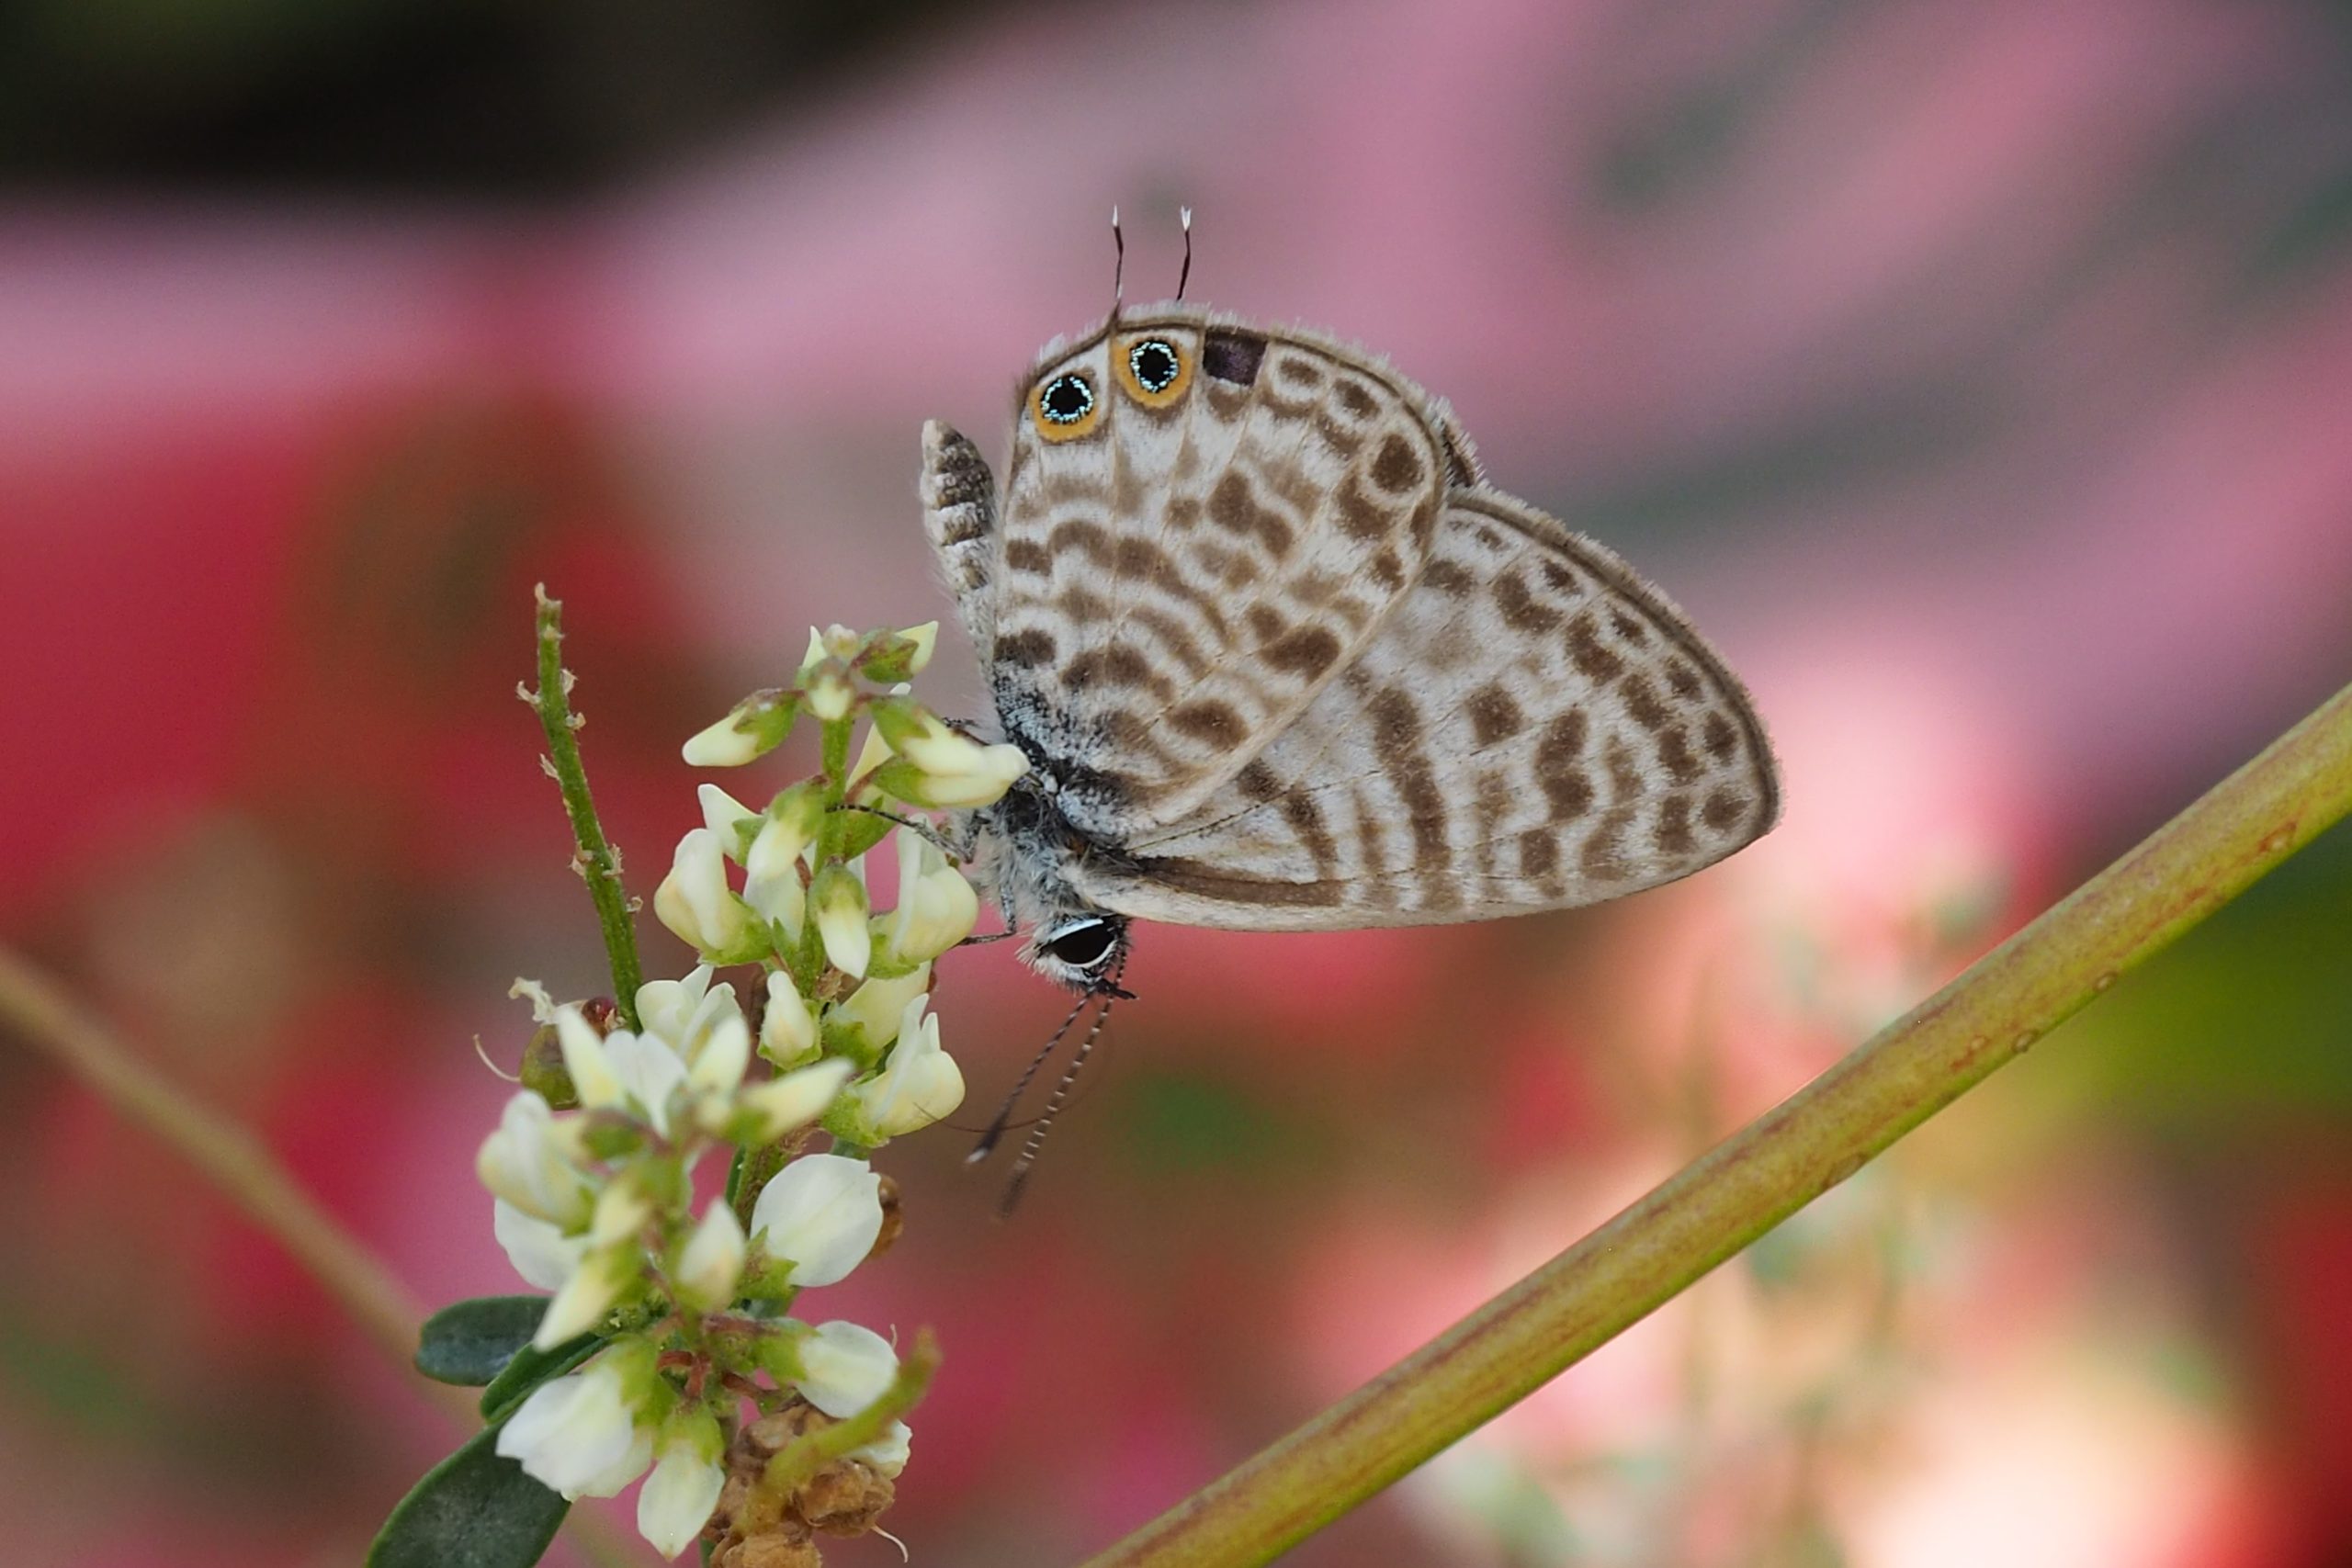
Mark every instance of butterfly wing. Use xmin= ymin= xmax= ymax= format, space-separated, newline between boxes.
xmin=976 ymin=306 xmax=1461 ymax=846
xmin=1062 ymin=488 xmax=1780 ymax=930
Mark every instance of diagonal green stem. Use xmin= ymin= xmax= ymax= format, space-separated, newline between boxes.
xmin=532 ymin=583 xmax=645 ymax=1027
xmin=1079 ymin=677 xmax=2352 ymax=1568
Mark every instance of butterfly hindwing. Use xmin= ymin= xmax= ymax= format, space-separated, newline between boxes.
xmin=978 ymin=306 xmax=1453 ymax=847
xmin=1065 ymin=489 xmax=1781 ymax=931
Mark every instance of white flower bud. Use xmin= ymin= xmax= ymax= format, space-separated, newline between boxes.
xmin=653 ymin=829 xmax=752 ymax=959
xmin=880 ymin=829 xmax=978 ymax=964
xmin=533 ymin=1245 xmax=635 ymax=1349
xmin=497 ymin=1358 xmax=651 ymax=1498
xmin=870 ymin=749 xmax=1028 ymax=809
xmin=793 ymin=1320 xmax=898 ymax=1418
xmin=696 ymin=784 xmax=760 ymax=859
xmin=828 ymin=963 xmax=929 ymax=1055
xmin=849 ymin=997 xmax=964 ymax=1138
xmin=897 ymin=620 xmax=938 ymax=674
xmin=554 ymin=1008 xmax=624 ymax=1114
xmin=812 ymin=864 xmax=872 ymax=979
xmin=749 ymin=1153 xmax=883 ymax=1289
xmin=759 ymin=970 xmax=819 ymax=1066
xmin=681 ymin=712 xmax=764 ymax=768
xmin=477 ymin=1089 xmax=593 ymax=1227
xmin=730 ymin=1057 xmax=854 ymax=1144
xmin=804 ymin=667 xmax=854 ymax=722
xmin=492 ymin=1198 xmax=585 ymax=1292
xmin=636 ymin=1411 xmax=727 ymax=1559
xmin=673 ymin=1199 xmax=746 ymax=1313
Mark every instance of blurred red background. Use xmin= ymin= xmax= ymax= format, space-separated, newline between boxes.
xmin=5 ymin=3 xmax=2352 ymax=1564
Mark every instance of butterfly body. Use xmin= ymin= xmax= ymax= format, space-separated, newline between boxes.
xmin=925 ymin=301 xmax=1779 ymax=992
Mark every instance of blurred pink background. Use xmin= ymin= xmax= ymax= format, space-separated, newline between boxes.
xmin=5 ymin=2 xmax=2352 ymax=1564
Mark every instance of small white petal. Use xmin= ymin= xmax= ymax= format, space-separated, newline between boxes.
xmin=674 ymin=1200 xmax=746 ymax=1312
xmin=794 ymin=1320 xmax=898 ymax=1418
xmin=496 ymin=1359 xmax=645 ymax=1499
xmin=733 ymin=1057 xmax=854 ymax=1143
xmin=653 ymin=829 xmax=751 ymax=956
xmin=681 ymin=713 xmax=763 ymax=768
xmin=576 ymin=1423 xmax=656 ymax=1499
xmin=555 ymin=1009 xmax=623 ymax=1111
xmin=828 ymin=964 xmax=929 ymax=1055
xmin=686 ymin=1012 xmax=752 ymax=1099
xmin=696 ymin=784 xmax=759 ymax=859
xmin=493 ymin=1198 xmax=585 ymax=1292
xmin=602 ymin=1031 xmax=689 ymax=1136
xmin=853 ymin=998 xmax=964 ymax=1138
xmin=749 ymin=1154 xmax=883 ymax=1289
xmin=637 ymin=1439 xmax=727 ymax=1558
xmin=477 ymin=1090 xmax=592 ymax=1226
xmin=633 ymin=965 xmax=713 ymax=1048
xmin=814 ymin=874 xmax=872 ymax=980
xmin=853 ymin=1418 xmax=912 ymax=1478
xmin=535 ymin=1247 xmax=631 ymax=1349
xmin=759 ymin=970 xmax=819 ymax=1065
xmin=897 ymin=621 xmax=938 ymax=674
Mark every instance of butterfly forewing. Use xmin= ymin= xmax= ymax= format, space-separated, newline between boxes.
xmin=1064 ymin=490 xmax=1779 ymax=930
xmin=983 ymin=307 xmax=1452 ymax=845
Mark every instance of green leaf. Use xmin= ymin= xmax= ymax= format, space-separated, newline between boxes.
xmin=415 ymin=1296 xmax=552 ymax=1387
xmin=479 ymin=1333 xmax=602 ymax=1421
xmin=367 ymin=1418 xmax=569 ymax=1568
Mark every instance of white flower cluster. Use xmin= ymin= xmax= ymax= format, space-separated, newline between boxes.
xmin=471 ymin=621 xmax=1025 ymax=1560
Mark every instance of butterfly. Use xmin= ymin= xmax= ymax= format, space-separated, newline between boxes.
xmin=926 ymin=281 xmax=1778 ymax=1190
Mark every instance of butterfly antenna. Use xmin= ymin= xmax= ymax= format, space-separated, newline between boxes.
xmin=1176 ymin=207 xmax=1194 ymax=301
xmin=1110 ymin=204 xmax=1125 ymax=319
xmin=967 ymin=988 xmax=1093 ymax=1165
xmin=997 ymin=975 xmax=1121 ymax=1217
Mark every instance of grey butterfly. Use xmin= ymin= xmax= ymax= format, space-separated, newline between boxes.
xmin=926 ymin=299 xmax=1779 ymax=1185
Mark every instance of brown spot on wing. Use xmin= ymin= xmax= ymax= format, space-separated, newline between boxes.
xmin=1621 ymin=673 xmax=1668 ymax=732
xmin=1370 ymin=433 xmax=1425 ymax=493
xmin=1063 ymin=645 xmax=1170 ymax=698
xmin=1702 ymin=710 xmax=1739 ymax=761
xmin=1702 ymin=787 xmax=1747 ymax=831
xmin=1534 ymin=709 xmax=1594 ymax=820
xmin=1494 ymin=570 xmax=1563 ymax=633
xmin=996 ymin=628 xmax=1056 ymax=667
xmin=1565 ymin=613 xmax=1625 ymax=682
xmin=1207 ymin=473 xmax=1295 ymax=557
xmin=1263 ymin=625 xmax=1342 ymax=680
xmin=1466 ymin=683 xmax=1526 ymax=745
xmin=1005 ymin=539 xmax=1051 ymax=576
xmin=1168 ymin=700 xmax=1249 ymax=750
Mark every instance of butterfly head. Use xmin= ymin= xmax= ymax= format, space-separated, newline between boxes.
xmin=1025 ymin=913 xmax=1134 ymax=997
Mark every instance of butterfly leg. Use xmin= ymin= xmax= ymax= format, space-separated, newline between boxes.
xmin=921 ymin=421 xmax=999 ymax=658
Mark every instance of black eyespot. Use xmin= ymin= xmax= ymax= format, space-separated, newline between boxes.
xmin=1045 ymin=919 xmax=1118 ymax=970
xmin=1040 ymin=373 xmax=1094 ymax=424
xmin=1129 ymin=339 xmax=1181 ymax=394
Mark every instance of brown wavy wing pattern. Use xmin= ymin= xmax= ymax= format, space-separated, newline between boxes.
xmin=986 ymin=306 xmax=1451 ymax=844
xmin=1067 ymin=490 xmax=1780 ymax=931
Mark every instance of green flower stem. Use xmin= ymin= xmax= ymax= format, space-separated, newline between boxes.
xmin=1079 ymin=676 xmax=2352 ymax=1568
xmin=531 ymin=583 xmax=645 ymax=1028
xmin=763 ymin=1327 xmax=941 ymax=1495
